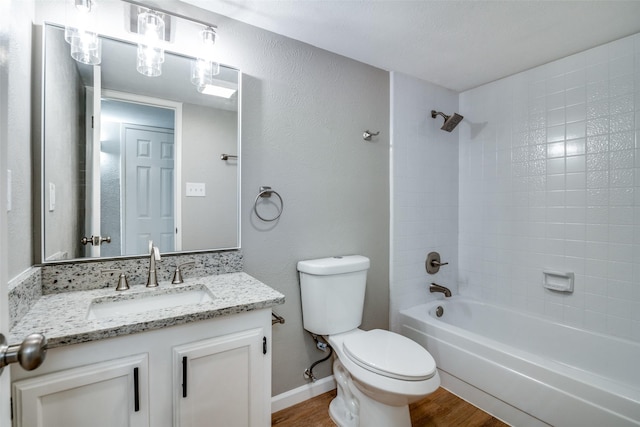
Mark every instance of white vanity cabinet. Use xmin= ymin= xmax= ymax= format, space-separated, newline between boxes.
xmin=12 ymin=354 xmax=149 ymax=427
xmin=173 ymin=328 xmax=266 ymax=427
xmin=10 ymin=309 xmax=272 ymax=427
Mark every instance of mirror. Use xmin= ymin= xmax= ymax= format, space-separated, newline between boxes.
xmin=42 ymin=24 xmax=240 ymax=262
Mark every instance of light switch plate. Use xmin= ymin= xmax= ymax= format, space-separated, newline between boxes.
xmin=6 ymin=170 xmax=11 ymax=212
xmin=49 ymin=182 xmax=56 ymax=211
xmin=186 ymin=182 xmax=206 ymax=197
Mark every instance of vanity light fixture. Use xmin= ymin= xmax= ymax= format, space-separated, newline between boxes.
xmin=64 ymin=0 xmax=101 ymax=65
xmin=136 ymin=10 xmax=165 ymax=76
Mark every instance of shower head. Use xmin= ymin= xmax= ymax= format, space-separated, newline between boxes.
xmin=431 ymin=110 xmax=463 ymax=132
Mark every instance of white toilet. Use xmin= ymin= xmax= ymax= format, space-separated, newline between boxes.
xmin=297 ymin=255 xmax=440 ymax=427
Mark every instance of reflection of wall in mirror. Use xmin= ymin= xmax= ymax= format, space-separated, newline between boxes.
xmin=100 ymin=121 xmax=122 ymax=258
xmin=182 ymin=104 xmax=238 ymax=250
xmin=44 ymin=27 xmax=85 ymax=261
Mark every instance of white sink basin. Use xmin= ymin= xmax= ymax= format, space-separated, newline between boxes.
xmin=87 ymin=285 xmax=214 ymax=320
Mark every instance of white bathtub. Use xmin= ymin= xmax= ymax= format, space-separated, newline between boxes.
xmin=399 ymin=296 xmax=640 ymax=427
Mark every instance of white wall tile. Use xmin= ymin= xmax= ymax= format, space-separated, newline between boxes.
xmin=390 ymin=72 xmax=458 ymax=331
xmin=458 ymin=33 xmax=640 ymax=342
xmin=392 ymin=34 xmax=639 ymax=343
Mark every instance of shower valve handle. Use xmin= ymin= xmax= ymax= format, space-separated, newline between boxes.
xmin=426 ymin=252 xmax=448 ymax=274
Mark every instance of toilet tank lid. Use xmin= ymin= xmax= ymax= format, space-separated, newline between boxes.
xmin=297 ymin=255 xmax=370 ymax=275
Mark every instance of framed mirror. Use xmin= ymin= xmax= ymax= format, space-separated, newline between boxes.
xmin=41 ymin=24 xmax=240 ymax=262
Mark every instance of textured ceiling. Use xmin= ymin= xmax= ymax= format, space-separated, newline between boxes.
xmin=181 ymin=0 xmax=640 ymax=92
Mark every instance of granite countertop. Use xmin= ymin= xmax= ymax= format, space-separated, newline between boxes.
xmin=9 ymin=272 xmax=285 ymax=349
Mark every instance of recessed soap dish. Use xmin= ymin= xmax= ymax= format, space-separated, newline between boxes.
xmin=542 ymin=270 xmax=574 ymax=293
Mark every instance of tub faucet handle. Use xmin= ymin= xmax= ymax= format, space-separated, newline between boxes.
xmin=426 ymin=252 xmax=448 ymax=274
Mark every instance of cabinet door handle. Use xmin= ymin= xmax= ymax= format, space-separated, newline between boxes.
xmin=182 ymin=356 xmax=188 ymax=398
xmin=133 ymin=367 xmax=140 ymax=412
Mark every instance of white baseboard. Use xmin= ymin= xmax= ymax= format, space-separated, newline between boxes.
xmin=271 ymin=375 xmax=336 ymax=413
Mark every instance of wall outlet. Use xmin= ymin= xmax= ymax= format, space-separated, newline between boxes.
xmin=186 ymin=182 xmax=206 ymax=197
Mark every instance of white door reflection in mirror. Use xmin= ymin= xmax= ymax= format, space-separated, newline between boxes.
xmin=123 ymin=125 xmax=175 ymax=255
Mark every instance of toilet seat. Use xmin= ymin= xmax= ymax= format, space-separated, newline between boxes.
xmin=342 ymin=329 xmax=436 ymax=381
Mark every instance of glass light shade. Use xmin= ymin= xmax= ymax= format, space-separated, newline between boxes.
xmin=137 ymin=44 xmax=165 ymax=63
xmin=137 ymin=56 xmax=162 ymax=77
xmin=137 ymin=45 xmax=163 ymax=77
xmin=190 ymin=58 xmax=220 ymax=87
xmin=70 ymin=31 xmax=101 ymax=64
xmin=64 ymin=26 xmax=79 ymax=44
xmin=201 ymin=27 xmax=216 ymax=46
xmin=74 ymin=0 xmax=94 ymax=13
xmin=138 ymin=11 xmax=165 ymax=42
xmin=65 ymin=0 xmax=97 ymax=44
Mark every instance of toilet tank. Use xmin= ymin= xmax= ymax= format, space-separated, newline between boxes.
xmin=297 ymin=255 xmax=370 ymax=335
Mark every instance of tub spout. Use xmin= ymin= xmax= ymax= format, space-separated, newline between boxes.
xmin=430 ymin=283 xmax=452 ymax=297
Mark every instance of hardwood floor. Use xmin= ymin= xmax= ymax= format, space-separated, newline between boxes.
xmin=272 ymin=387 xmax=508 ymax=427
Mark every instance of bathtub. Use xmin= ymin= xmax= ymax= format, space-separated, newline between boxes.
xmin=399 ymin=296 xmax=640 ymax=427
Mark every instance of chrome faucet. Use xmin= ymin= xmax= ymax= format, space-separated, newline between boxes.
xmin=146 ymin=241 xmax=161 ymax=288
xmin=429 ymin=283 xmax=452 ymax=297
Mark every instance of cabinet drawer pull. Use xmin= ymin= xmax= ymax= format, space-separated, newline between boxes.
xmin=133 ymin=367 xmax=140 ymax=412
xmin=182 ymin=356 xmax=188 ymax=398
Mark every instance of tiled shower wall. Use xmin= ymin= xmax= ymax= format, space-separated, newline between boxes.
xmin=390 ymin=72 xmax=459 ymax=331
xmin=459 ymin=34 xmax=640 ymax=342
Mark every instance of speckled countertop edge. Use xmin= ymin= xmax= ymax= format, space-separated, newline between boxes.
xmin=9 ymin=272 xmax=285 ymax=348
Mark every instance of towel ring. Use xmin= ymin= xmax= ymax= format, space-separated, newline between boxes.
xmin=254 ymin=186 xmax=283 ymax=222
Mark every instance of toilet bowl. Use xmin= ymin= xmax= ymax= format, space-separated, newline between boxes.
xmin=327 ymin=329 xmax=440 ymax=427
xmin=297 ymin=255 xmax=440 ymax=427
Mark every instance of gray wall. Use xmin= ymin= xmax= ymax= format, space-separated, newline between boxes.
xmin=6 ymin=1 xmax=34 ymax=277
xmin=182 ymin=103 xmax=238 ymax=250
xmin=100 ymin=121 xmax=122 ymax=258
xmin=43 ymin=26 xmax=85 ymax=261
xmin=216 ymin=12 xmax=391 ymax=394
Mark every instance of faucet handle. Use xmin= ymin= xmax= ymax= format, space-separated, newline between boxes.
xmin=172 ymin=262 xmax=195 ymax=285
xmin=426 ymin=252 xmax=448 ymax=274
xmin=101 ymin=269 xmax=130 ymax=291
